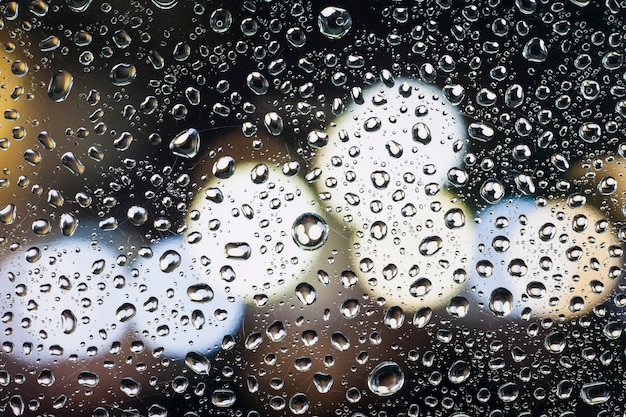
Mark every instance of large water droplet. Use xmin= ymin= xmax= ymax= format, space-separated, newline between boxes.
xmin=47 ymin=70 xmax=73 ymax=102
xmin=120 ymin=377 xmax=141 ymax=397
xmin=368 ymin=362 xmax=405 ymax=396
xmin=211 ymin=389 xmax=236 ymax=408
xmin=580 ymin=382 xmax=610 ymax=405
xmin=169 ymin=128 xmax=200 ymax=158
xmin=209 ymin=8 xmax=233 ymax=33
xmin=109 ymin=63 xmax=137 ymax=86
xmin=266 ymin=320 xmax=287 ymax=342
xmin=489 ymin=287 xmax=513 ymax=317
xmin=318 ymin=6 xmax=352 ymax=39
xmin=77 ymin=371 xmax=99 ymax=387
xmin=246 ymin=72 xmax=269 ymax=95
xmin=185 ymin=351 xmax=211 ymax=374
xmin=292 ymin=213 xmax=329 ymax=250
xmin=159 ymin=249 xmax=181 ymax=272
xmin=295 ymin=282 xmax=317 ymax=306
xmin=187 ymin=284 xmax=214 ymax=302
xmin=522 ymin=37 xmax=548 ymax=62
xmin=60 ymin=309 xmax=77 ymax=334
xmin=448 ymin=360 xmax=471 ymax=384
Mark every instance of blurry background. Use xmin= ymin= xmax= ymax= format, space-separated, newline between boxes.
xmin=0 ymin=1 xmax=625 ymax=416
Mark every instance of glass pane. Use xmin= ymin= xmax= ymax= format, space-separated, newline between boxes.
xmin=1 ymin=1 xmax=625 ymax=416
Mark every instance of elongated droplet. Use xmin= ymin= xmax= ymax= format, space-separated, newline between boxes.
xmin=60 ymin=309 xmax=77 ymax=334
xmin=185 ymin=351 xmax=211 ymax=374
xmin=48 ymin=70 xmax=74 ymax=102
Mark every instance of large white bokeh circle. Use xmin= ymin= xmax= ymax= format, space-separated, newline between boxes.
xmin=469 ymin=199 xmax=623 ymax=320
xmin=313 ymin=77 xmax=467 ymax=219
xmin=187 ymin=161 xmax=328 ymax=304
xmin=0 ymin=229 xmax=126 ymax=361
xmin=129 ymin=237 xmax=244 ymax=359
xmin=311 ymin=78 xmax=473 ymax=310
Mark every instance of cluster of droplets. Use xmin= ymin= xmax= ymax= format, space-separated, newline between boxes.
xmin=0 ymin=1 xmax=625 ymax=417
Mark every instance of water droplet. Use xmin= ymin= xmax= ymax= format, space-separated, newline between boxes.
xmin=77 ymin=371 xmax=99 ymax=387
xmin=116 ymin=303 xmax=136 ymax=322
xmin=0 ymin=204 xmax=17 ymax=224
xmin=480 ymin=179 xmax=505 ymax=204
xmin=245 ymin=331 xmax=263 ymax=350
xmin=9 ymin=395 xmax=24 ymax=416
xmin=448 ymin=360 xmax=471 ymax=384
xmin=384 ymin=306 xmax=405 ymax=329
xmin=544 ymin=331 xmax=566 ymax=353
xmin=151 ymin=0 xmax=177 ymax=9
xmin=66 ymin=0 xmax=93 ymax=12
xmin=47 ymin=70 xmax=73 ymax=102
xmin=61 ymin=152 xmax=85 ymax=175
xmin=410 ymin=278 xmax=432 ymax=297
xmin=264 ymin=112 xmax=284 ymax=135
xmin=580 ymin=382 xmax=610 ymax=405
xmin=185 ymin=351 xmax=211 ymax=374
xmin=446 ymin=296 xmax=469 ymax=318
xmin=444 ymin=208 xmax=466 ymax=228
xmin=159 ymin=249 xmax=181 ymax=272
xmin=266 ymin=320 xmax=287 ymax=342
xmin=224 ymin=242 xmax=251 ymax=260
xmin=419 ymin=236 xmax=443 ymax=256
xmin=213 ymin=156 xmax=236 ymax=179
xmin=330 ymin=331 xmax=350 ymax=351
xmin=37 ymin=369 xmax=55 ymax=387
xmin=211 ymin=389 xmax=236 ymax=408
xmin=60 ymin=309 xmax=77 ymax=334
xmin=246 ymin=72 xmax=269 ymax=95
xmin=209 ymin=8 xmax=232 ymax=33
xmin=522 ymin=37 xmax=548 ymax=62
xmin=187 ymin=284 xmax=214 ymax=302
xmin=497 ymin=382 xmax=519 ymax=402
xmin=368 ymin=362 xmax=405 ymax=396
xmin=467 ymin=122 xmax=495 ymax=142
xmin=317 ymin=6 xmax=352 ymax=39
xmin=120 ymin=377 xmax=141 ymax=397
xmin=289 ymin=393 xmax=310 ymax=415
xmin=169 ymin=128 xmax=200 ymax=158
xmin=489 ymin=288 xmax=513 ymax=317
xmin=598 ymin=176 xmax=617 ymax=195
xmin=412 ymin=122 xmax=431 ymax=144
xmin=109 ymin=63 xmax=137 ymax=86
xmin=295 ymin=282 xmax=317 ymax=306
xmin=370 ymin=221 xmax=388 ymax=240
xmin=413 ymin=307 xmax=433 ymax=328
xmin=340 ymin=298 xmax=360 ymax=319
xmin=313 ymin=372 xmax=333 ymax=393
xmin=292 ymin=213 xmax=329 ymax=250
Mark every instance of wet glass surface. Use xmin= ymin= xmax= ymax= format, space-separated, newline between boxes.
xmin=0 ymin=1 xmax=625 ymax=416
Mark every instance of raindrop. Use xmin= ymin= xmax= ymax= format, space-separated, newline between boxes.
xmin=368 ymin=362 xmax=405 ymax=396
xmin=169 ymin=128 xmax=200 ymax=158
xmin=159 ymin=249 xmax=181 ymax=272
xmin=580 ymin=382 xmax=610 ymax=405
xmin=448 ymin=360 xmax=471 ymax=384
xmin=185 ymin=351 xmax=211 ymax=374
xmin=109 ymin=63 xmax=137 ymax=86
xmin=60 ymin=309 xmax=77 ymax=334
xmin=210 ymin=9 xmax=233 ymax=33
xmin=120 ymin=377 xmax=141 ymax=397
xmin=47 ymin=70 xmax=73 ymax=102
xmin=187 ymin=284 xmax=214 ymax=302
xmin=292 ymin=213 xmax=329 ymax=250
xmin=522 ymin=37 xmax=548 ymax=62
xmin=295 ymin=282 xmax=317 ymax=306
xmin=489 ymin=288 xmax=513 ymax=317
xmin=318 ymin=6 xmax=352 ymax=39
